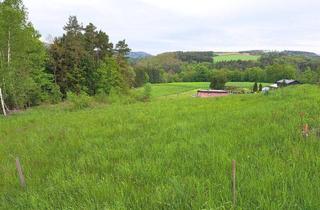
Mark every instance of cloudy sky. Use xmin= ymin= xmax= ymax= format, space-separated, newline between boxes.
xmin=24 ymin=0 xmax=320 ymax=55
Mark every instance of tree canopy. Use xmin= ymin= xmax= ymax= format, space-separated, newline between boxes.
xmin=48 ymin=16 xmax=134 ymax=97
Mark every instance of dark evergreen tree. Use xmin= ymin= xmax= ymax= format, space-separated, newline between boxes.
xmin=115 ymin=39 xmax=130 ymax=58
xmin=253 ymin=82 xmax=258 ymax=92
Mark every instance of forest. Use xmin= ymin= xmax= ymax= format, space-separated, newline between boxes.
xmin=132 ymin=51 xmax=320 ymax=87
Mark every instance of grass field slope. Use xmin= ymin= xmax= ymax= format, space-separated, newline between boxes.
xmin=134 ymin=82 xmax=270 ymax=98
xmin=1 ymin=84 xmax=320 ymax=209
xmin=214 ymin=53 xmax=260 ymax=63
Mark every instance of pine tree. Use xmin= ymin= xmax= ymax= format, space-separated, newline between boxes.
xmin=49 ymin=16 xmax=87 ymax=95
xmin=259 ymin=83 xmax=263 ymax=92
xmin=114 ymin=39 xmax=135 ymax=90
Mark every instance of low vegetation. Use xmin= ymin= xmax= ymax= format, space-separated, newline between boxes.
xmin=1 ymin=85 xmax=320 ymax=209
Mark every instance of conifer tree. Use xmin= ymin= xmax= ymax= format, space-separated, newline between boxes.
xmin=253 ymin=82 xmax=258 ymax=92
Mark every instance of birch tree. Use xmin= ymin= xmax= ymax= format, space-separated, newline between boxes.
xmin=0 ymin=0 xmax=60 ymax=109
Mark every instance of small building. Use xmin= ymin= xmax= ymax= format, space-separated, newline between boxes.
xmin=276 ymin=79 xmax=301 ymax=87
xmin=197 ymin=90 xmax=229 ymax=98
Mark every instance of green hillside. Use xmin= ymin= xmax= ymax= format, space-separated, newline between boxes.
xmin=1 ymin=84 xmax=320 ymax=209
xmin=214 ymin=53 xmax=260 ymax=63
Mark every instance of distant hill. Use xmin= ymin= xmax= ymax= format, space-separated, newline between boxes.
xmin=239 ymin=50 xmax=266 ymax=55
xmin=213 ymin=50 xmax=319 ymax=63
xmin=134 ymin=50 xmax=320 ymax=66
xmin=217 ymin=50 xmax=319 ymax=57
xmin=128 ymin=52 xmax=152 ymax=60
xmin=280 ymin=50 xmax=319 ymax=58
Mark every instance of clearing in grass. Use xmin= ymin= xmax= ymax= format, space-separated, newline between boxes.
xmin=214 ymin=53 xmax=260 ymax=63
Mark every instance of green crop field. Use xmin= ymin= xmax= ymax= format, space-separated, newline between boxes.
xmin=214 ymin=54 xmax=260 ymax=63
xmin=1 ymin=83 xmax=320 ymax=209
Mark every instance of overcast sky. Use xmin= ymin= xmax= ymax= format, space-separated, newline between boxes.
xmin=24 ymin=0 xmax=320 ymax=55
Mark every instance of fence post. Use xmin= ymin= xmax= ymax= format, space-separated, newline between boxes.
xmin=303 ymin=124 xmax=310 ymax=138
xmin=232 ymin=160 xmax=236 ymax=207
xmin=15 ymin=157 xmax=26 ymax=188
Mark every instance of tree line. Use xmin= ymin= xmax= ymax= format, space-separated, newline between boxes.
xmin=133 ymin=51 xmax=320 ymax=87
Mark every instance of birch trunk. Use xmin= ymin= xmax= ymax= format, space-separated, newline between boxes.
xmin=0 ymin=88 xmax=6 ymax=116
xmin=7 ymin=29 xmax=11 ymax=65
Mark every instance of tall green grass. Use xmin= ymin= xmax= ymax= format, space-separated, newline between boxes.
xmin=1 ymin=85 xmax=320 ymax=209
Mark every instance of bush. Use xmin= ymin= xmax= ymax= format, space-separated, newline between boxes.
xmin=210 ymin=71 xmax=228 ymax=90
xmin=142 ymin=83 xmax=152 ymax=101
xmin=135 ymin=83 xmax=152 ymax=102
xmin=67 ymin=91 xmax=92 ymax=110
xmin=94 ymin=89 xmax=109 ymax=104
xmin=48 ymin=84 xmax=63 ymax=104
xmin=108 ymin=87 xmax=122 ymax=104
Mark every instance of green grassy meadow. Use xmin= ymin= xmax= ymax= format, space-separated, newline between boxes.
xmin=1 ymin=83 xmax=320 ymax=209
xmin=134 ymin=82 xmax=271 ymax=98
xmin=213 ymin=54 xmax=260 ymax=63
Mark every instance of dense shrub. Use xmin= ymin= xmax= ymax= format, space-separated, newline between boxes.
xmin=67 ymin=91 xmax=92 ymax=110
xmin=140 ymin=83 xmax=152 ymax=101
xmin=210 ymin=71 xmax=228 ymax=90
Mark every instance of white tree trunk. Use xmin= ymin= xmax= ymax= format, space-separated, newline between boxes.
xmin=7 ymin=29 xmax=11 ymax=65
xmin=0 ymin=88 xmax=6 ymax=116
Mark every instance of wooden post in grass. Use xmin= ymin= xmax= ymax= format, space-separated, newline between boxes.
xmin=303 ymin=124 xmax=310 ymax=138
xmin=15 ymin=157 xmax=26 ymax=188
xmin=232 ymin=160 xmax=236 ymax=207
xmin=0 ymin=88 xmax=6 ymax=116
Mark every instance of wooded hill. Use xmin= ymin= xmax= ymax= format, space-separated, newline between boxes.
xmin=132 ymin=50 xmax=320 ymax=87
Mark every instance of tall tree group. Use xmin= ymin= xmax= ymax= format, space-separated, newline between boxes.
xmin=0 ymin=0 xmax=134 ymax=109
xmin=48 ymin=16 xmax=134 ymax=97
